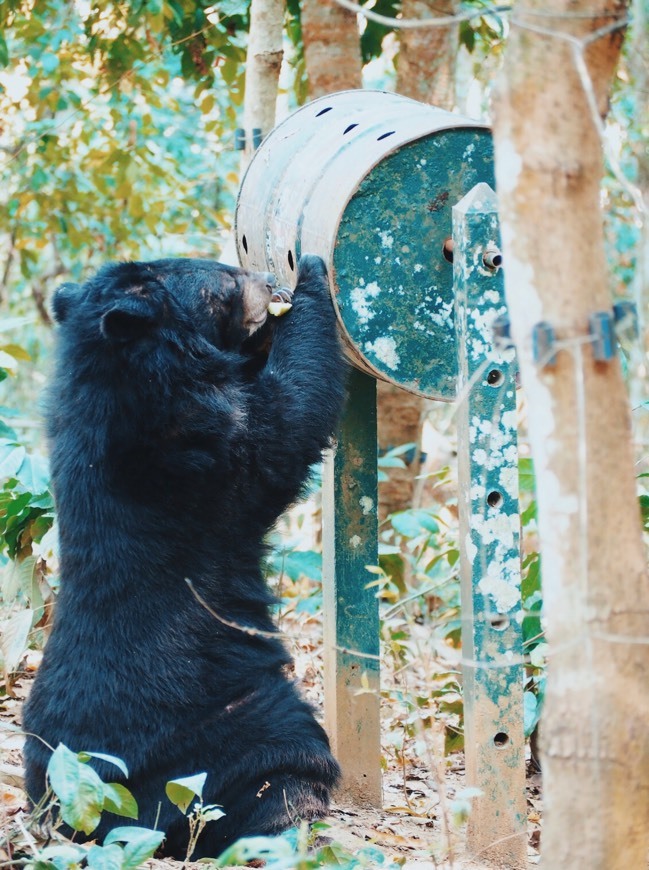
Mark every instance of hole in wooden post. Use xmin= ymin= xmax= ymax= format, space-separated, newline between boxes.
xmin=487 ymin=490 xmax=503 ymax=508
xmin=377 ymin=131 xmax=395 ymax=141
xmin=343 ymin=123 xmax=358 ymax=134
xmin=488 ymin=613 xmax=510 ymax=631
xmin=316 ymin=107 xmax=333 ymax=117
xmin=442 ymin=238 xmax=454 ymax=263
xmin=242 ymin=235 xmax=248 ymax=254
xmin=486 ymin=369 xmax=504 ymax=387
xmin=288 ymin=251 xmax=295 ymax=271
xmin=494 ymin=731 xmax=509 ymax=748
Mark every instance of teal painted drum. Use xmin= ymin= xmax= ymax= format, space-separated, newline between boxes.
xmin=235 ymin=90 xmax=494 ymax=400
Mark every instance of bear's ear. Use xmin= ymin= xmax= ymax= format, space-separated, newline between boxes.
xmin=51 ymin=282 xmax=81 ymax=324
xmin=100 ymin=299 xmax=158 ymax=343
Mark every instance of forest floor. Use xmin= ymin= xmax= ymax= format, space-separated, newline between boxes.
xmin=0 ymin=591 xmax=543 ymax=869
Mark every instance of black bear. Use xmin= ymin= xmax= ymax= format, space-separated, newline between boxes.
xmin=23 ymin=255 xmax=346 ymax=858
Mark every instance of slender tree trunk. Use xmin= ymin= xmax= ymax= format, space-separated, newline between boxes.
xmin=301 ymin=0 xmax=362 ymax=97
xmin=242 ymin=0 xmax=285 ymax=166
xmin=492 ymin=3 xmax=649 ymax=866
xmin=396 ymin=0 xmax=457 ymax=106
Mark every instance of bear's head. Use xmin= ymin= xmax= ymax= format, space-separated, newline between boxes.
xmin=50 ymin=258 xmax=278 ymax=355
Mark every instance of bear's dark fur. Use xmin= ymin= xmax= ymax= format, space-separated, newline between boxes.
xmin=23 ymin=255 xmax=346 ymax=858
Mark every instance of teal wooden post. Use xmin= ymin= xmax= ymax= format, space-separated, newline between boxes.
xmin=453 ymin=183 xmax=527 ymax=866
xmin=322 ymin=368 xmax=381 ymax=806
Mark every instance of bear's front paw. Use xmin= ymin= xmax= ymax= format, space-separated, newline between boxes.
xmin=297 ymin=254 xmax=327 ymax=285
xmin=268 ymin=287 xmax=294 ymax=317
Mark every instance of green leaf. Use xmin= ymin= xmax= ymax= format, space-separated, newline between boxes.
xmin=200 ymin=803 xmax=225 ymax=822
xmin=47 ymin=744 xmax=105 ymax=835
xmin=16 ymin=452 xmax=50 ymax=495
xmin=639 ymin=494 xmax=649 ymax=530
xmin=0 ymin=441 xmax=26 ymax=478
xmin=266 ymin=548 xmax=322 ymax=582
xmin=41 ymin=53 xmax=60 ymax=74
xmin=216 ymin=834 xmax=295 ymax=867
xmin=0 ymin=32 xmax=8 ymax=67
xmin=104 ymin=827 xmax=166 ymax=870
xmin=78 ymin=752 xmax=129 ymax=778
xmin=103 ymin=783 xmax=139 ymax=820
xmin=165 ymin=772 xmax=207 ymax=813
xmin=38 ymin=843 xmax=88 ymax=870
xmin=390 ymin=509 xmax=439 ymax=538
xmin=86 ymin=844 xmax=125 ymax=870
xmin=0 ymin=608 xmax=34 ymax=674
xmin=524 ymin=690 xmax=541 ymax=737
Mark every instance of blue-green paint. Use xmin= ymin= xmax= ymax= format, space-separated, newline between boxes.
xmin=453 ymin=183 xmax=527 ymax=865
xmin=335 ymin=129 xmax=494 ymax=398
xmin=322 ymin=369 xmax=381 ymax=805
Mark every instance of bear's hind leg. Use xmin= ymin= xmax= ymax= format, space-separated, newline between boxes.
xmin=190 ymin=774 xmax=331 ymax=859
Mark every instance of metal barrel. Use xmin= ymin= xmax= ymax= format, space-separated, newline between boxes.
xmin=235 ymin=89 xmax=494 ymax=400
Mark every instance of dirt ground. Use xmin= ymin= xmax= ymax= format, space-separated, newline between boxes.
xmin=0 ymin=652 xmax=542 ymax=870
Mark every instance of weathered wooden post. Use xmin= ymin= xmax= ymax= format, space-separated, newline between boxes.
xmin=453 ymin=182 xmax=527 ymax=865
xmin=235 ymin=90 xmax=526 ymax=860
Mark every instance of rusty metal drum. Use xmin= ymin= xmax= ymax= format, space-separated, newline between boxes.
xmin=235 ymin=90 xmax=494 ymax=400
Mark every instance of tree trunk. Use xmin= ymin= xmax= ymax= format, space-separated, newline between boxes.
xmin=395 ymin=0 xmax=457 ymax=107
xmin=241 ymin=0 xmax=285 ymax=167
xmin=492 ymin=3 xmax=649 ymax=866
xmin=300 ymin=0 xmax=362 ymax=98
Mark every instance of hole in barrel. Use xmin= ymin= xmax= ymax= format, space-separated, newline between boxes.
xmin=487 ymin=490 xmax=503 ymax=508
xmin=242 ymin=235 xmax=248 ymax=254
xmin=288 ymin=251 xmax=295 ymax=271
xmin=488 ymin=613 xmax=510 ymax=632
xmin=343 ymin=123 xmax=358 ymax=135
xmin=494 ymin=732 xmax=510 ymax=748
xmin=316 ymin=107 xmax=333 ymax=117
xmin=486 ymin=369 xmax=504 ymax=387
xmin=442 ymin=238 xmax=454 ymax=263
xmin=377 ymin=131 xmax=395 ymax=141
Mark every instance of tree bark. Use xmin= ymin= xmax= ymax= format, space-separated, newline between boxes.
xmin=300 ymin=0 xmax=362 ymax=98
xmin=395 ymin=0 xmax=457 ymax=107
xmin=492 ymin=3 xmax=649 ymax=866
xmin=242 ymin=0 xmax=285 ymax=167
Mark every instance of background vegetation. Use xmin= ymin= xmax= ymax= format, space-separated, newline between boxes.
xmin=0 ymin=0 xmax=646 ymax=867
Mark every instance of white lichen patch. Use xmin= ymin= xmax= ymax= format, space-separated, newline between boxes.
xmin=498 ymin=465 xmax=518 ymax=498
xmin=351 ymin=281 xmax=381 ymax=324
xmin=364 ymin=336 xmax=400 ymax=370
xmin=471 ymin=512 xmax=518 ymax=551
xmin=470 ymin=483 xmax=486 ymax=502
xmin=478 ymin=564 xmax=521 ymax=613
xmin=350 ymin=535 xmax=361 ymax=549
xmin=359 ymin=496 xmax=374 ymax=515
xmin=414 ymin=264 xmax=423 ymax=273
xmin=465 ymin=532 xmax=477 ymax=563
xmin=423 ymin=298 xmax=454 ymax=330
xmin=376 ymin=229 xmax=394 ymax=250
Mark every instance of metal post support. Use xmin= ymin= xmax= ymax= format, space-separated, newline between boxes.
xmin=322 ymin=368 xmax=382 ymax=806
xmin=452 ymin=182 xmax=527 ymax=866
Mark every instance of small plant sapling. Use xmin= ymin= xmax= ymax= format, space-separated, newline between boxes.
xmin=165 ymin=772 xmax=225 ymax=861
xmin=23 ymin=744 xmax=164 ymax=870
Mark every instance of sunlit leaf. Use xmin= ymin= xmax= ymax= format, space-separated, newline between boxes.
xmin=165 ymin=772 xmax=207 ymax=813
xmin=104 ymin=827 xmax=165 ymax=869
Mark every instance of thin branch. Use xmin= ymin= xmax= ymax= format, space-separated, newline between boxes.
xmin=185 ymin=578 xmax=282 ymax=638
xmin=331 ymin=0 xmax=511 ymax=28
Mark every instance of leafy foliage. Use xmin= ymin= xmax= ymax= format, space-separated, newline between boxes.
xmin=0 ymin=0 xmax=250 ymax=322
